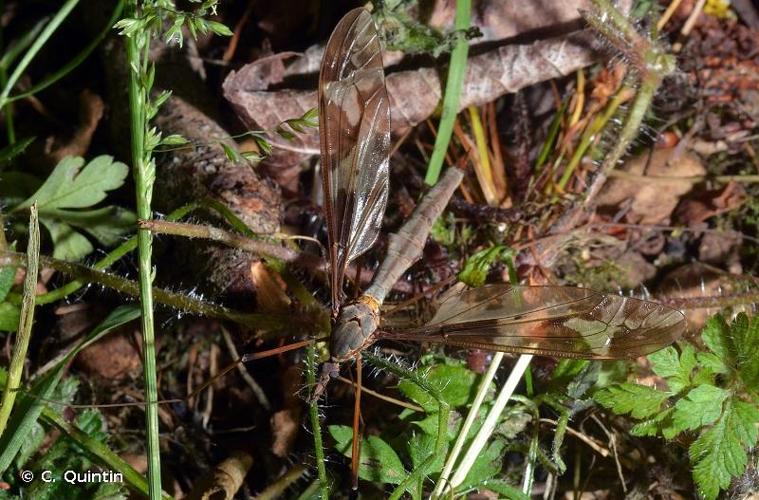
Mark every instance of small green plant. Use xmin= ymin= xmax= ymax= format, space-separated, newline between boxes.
xmin=1 ymin=155 xmax=133 ymax=262
xmin=595 ymin=313 xmax=759 ymax=499
xmin=328 ymin=354 xmax=528 ymax=499
xmin=115 ymin=0 xmax=232 ymax=496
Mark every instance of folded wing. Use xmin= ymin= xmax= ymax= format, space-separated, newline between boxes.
xmin=319 ymin=8 xmax=391 ymax=311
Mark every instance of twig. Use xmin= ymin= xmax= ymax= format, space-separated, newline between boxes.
xmin=672 ymin=0 xmax=707 ymax=52
xmin=221 ymin=325 xmax=271 ymax=411
xmin=538 ymin=419 xmax=610 ymax=457
xmin=657 ymin=0 xmax=685 ymax=31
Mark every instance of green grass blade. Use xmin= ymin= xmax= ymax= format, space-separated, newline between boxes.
xmin=0 ymin=204 xmax=40 ymax=439
xmin=423 ymin=0 xmax=471 ymax=186
xmin=0 ymin=0 xmax=80 ymax=109
xmin=7 ymin=0 xmax=125 ymax=103
xmin=0 ymin=305 xmax=140 ymax=473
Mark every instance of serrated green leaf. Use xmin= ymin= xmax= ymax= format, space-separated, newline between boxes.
xmin=0 ymin=302 xmax=21 ymax=332
xmin=594 ymin=383 xmax=670 ymax=419
xmin=689 ymin=400 xmax=755 ymax=500
xmin=48 ymin=206 xmax=137 ymax=247
xmin=457 ymin=438 xmax=506 ymax=491
xmin=736 ymin=316 xmax=759 ymax=388
xmin=41 ymin=219 xmax=93 ymax=261
xmin=631 ymin=407 xmax=673 ymax=437
xmin=696 ymin=352 xmax=728 ymax=375
xmin=649 ymin=345 xmax=696 ymax=394
xmin=398 ymin=364 xmax=477 ymax=411
xmin=329 ymin=425 xmax=406 ymax=485
xmin=702 ymin=314 xmax=735 ymax=366
xmin=14 ymin=156 xmax=128 ymax=212
xmin=672 ymin=384 xmax=729 ymax=433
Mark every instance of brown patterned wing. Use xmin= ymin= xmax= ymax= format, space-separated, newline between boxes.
xmin=384 ymin=285 xmax=685 ymax=359
xmin=319 ymin=8 xmax=391 ymax=311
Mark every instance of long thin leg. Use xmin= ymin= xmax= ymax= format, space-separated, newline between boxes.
xmin=29 ymin=339 xmax=314 ymax=409
xmin=351 ymin=354 xmax=363 ymax=491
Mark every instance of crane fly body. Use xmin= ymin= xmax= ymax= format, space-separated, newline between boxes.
xmin=316 ymin=8 xmax=685 ymax=396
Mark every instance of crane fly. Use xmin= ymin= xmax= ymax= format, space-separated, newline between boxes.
xmin=314 ymin=6 xmax=685 ymax=489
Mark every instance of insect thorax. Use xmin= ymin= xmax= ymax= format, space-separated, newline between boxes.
xmin=331 ymin=295 xmax=381 ymax=362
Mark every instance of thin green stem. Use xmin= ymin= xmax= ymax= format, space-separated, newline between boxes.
xmin=556 ymin=87 xmax=631 ymax=191
xmin=0 ymin=0 xmax=80 ymax=109
xmin=6 ymin=0 xmax=125 ymax=104
xmin=0 ymin=205 xmax=39 ymax=438
xmin=125 ymin=1 xmax=161 ymax=495
xmin=306 ymin=343 xmax=329 ymax=499
xmin=424 ymin=0 xmax=471 ymax=186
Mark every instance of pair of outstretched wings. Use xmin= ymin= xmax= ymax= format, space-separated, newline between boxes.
xmin=318 ymin=9 xmax=685 ymax=359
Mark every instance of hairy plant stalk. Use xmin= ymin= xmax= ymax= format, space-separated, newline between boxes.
xmin=35 ymin=203 xmax=197 ymax=305
xmin=125 ymin=1 xmax=161 ymax=494
xmin=581 ymin=0 xmax=676 ymax=205
xmin=306 ymin=343 xmax=329 ymax=499
xmin=0 ymin=205 xmax=39 ymax=438
xmin=140 ymin=219 xmax=324 ymax=271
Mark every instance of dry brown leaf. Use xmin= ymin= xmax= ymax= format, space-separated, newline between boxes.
xmin=224 ymin=32 xmax=607 ymax=157
xmin=75 ymin=332 xmax=141 ymax=380
xmin=270 ymin=364 xmax=302 ymax=458
xmin=249 ymin=262 xmax=291 ymax=313
xmin=186 ymin=450 xmax=253 ymax=500
xmin=675 ymin=181 xmax=746 ymax=225
xmin=596 ymin=148 xmax=706 ymax=224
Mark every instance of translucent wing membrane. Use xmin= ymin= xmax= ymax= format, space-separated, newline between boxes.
xmin=384 ymin=285 xmax=686 ymax=359
xmin=319 ymin=8 xmax=391 ymax=310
